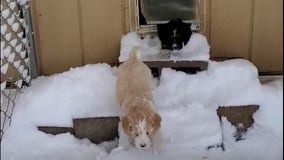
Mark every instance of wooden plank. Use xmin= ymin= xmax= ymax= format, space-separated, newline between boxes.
xmin=73 ymin=117 xmax=120 ymax=144
xmin=80 ymin=0 xmax=124 ymax=65
xmin=217 ymin=105 xmax=259 ymax=141
xmin=32 ymin=0 xmax=83 ymax=75
xmin=143 ymin=61 xmax=208 ymax=77
xmin=144 ymin=61 xmax=208 ymax=70
xmin=38 ymin=126 xmax=74 ymax=135
xmin=251 ymin=0 xmax=283 ymax=72
xmin=210 ymin=0 xmax=253 ymax=59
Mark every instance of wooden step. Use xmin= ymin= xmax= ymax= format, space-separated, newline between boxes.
xmin=73 ymin=117 xmax=120 ymax=144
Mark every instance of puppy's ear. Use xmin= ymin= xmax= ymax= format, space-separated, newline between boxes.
xmin=121 ymin=116 xmax=132 ymax=136
xmin=150 ymin=112 xmax=161 ymax=135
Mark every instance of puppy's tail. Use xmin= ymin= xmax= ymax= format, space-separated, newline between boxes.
xmin=127 ymin=46 xmax=141 ymax=62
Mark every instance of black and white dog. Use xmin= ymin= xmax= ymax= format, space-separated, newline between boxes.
xmin=157 ymin=19 xmax=192 ymax=50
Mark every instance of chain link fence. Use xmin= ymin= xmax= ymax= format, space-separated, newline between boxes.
xmin=1 ymin=0 xmax=36 ymax=141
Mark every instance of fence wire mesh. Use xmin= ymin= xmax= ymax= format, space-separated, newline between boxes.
xmin=1 ymin=0 xmax=33 ymax=141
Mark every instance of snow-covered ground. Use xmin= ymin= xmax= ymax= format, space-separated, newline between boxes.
xmin=1 ymin=59 xmax=283 ymax=160
xmin=1 ymin=31 xmax=282 ymax=160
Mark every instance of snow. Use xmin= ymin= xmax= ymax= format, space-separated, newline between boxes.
xmin=1 ymin=63 xmax=9 ymax=74
xmin=1 ymin=24 xmax=7 ymax=34
xmin=12 ymin=22 xmax=19 ymax=32
xmin=157 ymin=104 xmax=222 ymax=148
xmin=7 ymin=15 xmax=15 ymax=25
xmin=7 ymin=52 xmax=15 ymax=62
xmin=9 ymin=2 xmax=17 ymax=10
xmin=1 ymin=89 xmax=17 ymax=134
xmin=13 ymin=60 xmax=21 ymax=68
xmin=119 ymin=32 xmax=161 ymax=62
xmin=175 ymin=33 xmax=210 ymax=60
xmin=15 ymin=43 xmax=22 ymax=52
xmin=119 ymin=32 xmax=210 ymax=62
xmin=1 ymin=9 xmax=10 ymax=19
xmin=154 ymin=59 xmax=261 ymax=108
xmin=5 ymin=33 xmax=12 ymax=41
xmin=17 ymin=0 xmax=30 ymax=6
xmin=10 ymin=39 xmax=17 ymax=47
xmin=20 ymin=51 xmax=26 ymax=58
xmin=1 ymin=58 xmax=282 ymax=160
xmin=9 ymin=64 xmax=119 ymax=127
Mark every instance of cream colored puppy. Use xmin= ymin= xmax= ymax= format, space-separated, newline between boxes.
xmin=116 ymin=46 xmax=161 ymax=150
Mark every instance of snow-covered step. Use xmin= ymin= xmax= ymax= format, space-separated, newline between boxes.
xmin=73 ymin=117 xmax=120 ymax=144
xmin=37 ymin=117 xmax=120 ymax=144
xmin=38 ymin=126 xmax=74 ymax=135
xmin=217 ymin=105 xmax=259 ymax=141
xmin=143 ymin=60 xmax=208 ymax=77
xmin=259 ymin=75 xmax=283 ymax=84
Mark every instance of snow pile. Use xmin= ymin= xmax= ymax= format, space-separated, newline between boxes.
xmin=1 ymin=59 xmax=283 ymax=160
xmin=154 ymin=59 xmax=261 ymax=108
xmin=119 ymin=32 xmax=210 ymax=62
xmin=119 ymin=32 xmax=161 ymax=62
xmin=17 ymin=0 xmax=30 ymax=6
xmin=118 ymin=103 xmax=222 ymax=150
xmin=158 ymin=104 xmax=222 ymax=148
xmin=175 ymin=33 xmax=210 ymax=61
xmin=10 ymin=63 xmax=119 ymax=127
xmin=2 ymin=129 xmax=107 ymax=160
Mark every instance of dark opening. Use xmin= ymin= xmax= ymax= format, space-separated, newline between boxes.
xmin=138 ymin=0 xmax=147 ymax=25
xmin=171 ymin=67 xmax=201 ymax=74
xmin=149 ymin=67 xmax=160 ymax=77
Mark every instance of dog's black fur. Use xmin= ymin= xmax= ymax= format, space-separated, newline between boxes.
xmin=157 ymin=19 xmax=192 ymax=50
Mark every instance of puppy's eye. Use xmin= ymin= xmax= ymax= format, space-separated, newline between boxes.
xmin=129 ymin=125 xmax=133 ymax=131
xmin=135 ymin=133 xmax=139 ymax=137
xmin=146 ymin=132 xmax=149 ymax=135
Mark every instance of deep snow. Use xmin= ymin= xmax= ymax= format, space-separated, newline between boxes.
xmin=119 ymin=32 xmax=210 ymax=62
xmin=1 ymin=30 xmax=283 ymax=160
xmin=1 ymin=59 xmax=283 ymax=160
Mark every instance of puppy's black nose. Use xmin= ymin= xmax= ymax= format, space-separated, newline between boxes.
xmin=140 ymin=143 xmax=146 ymax=148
